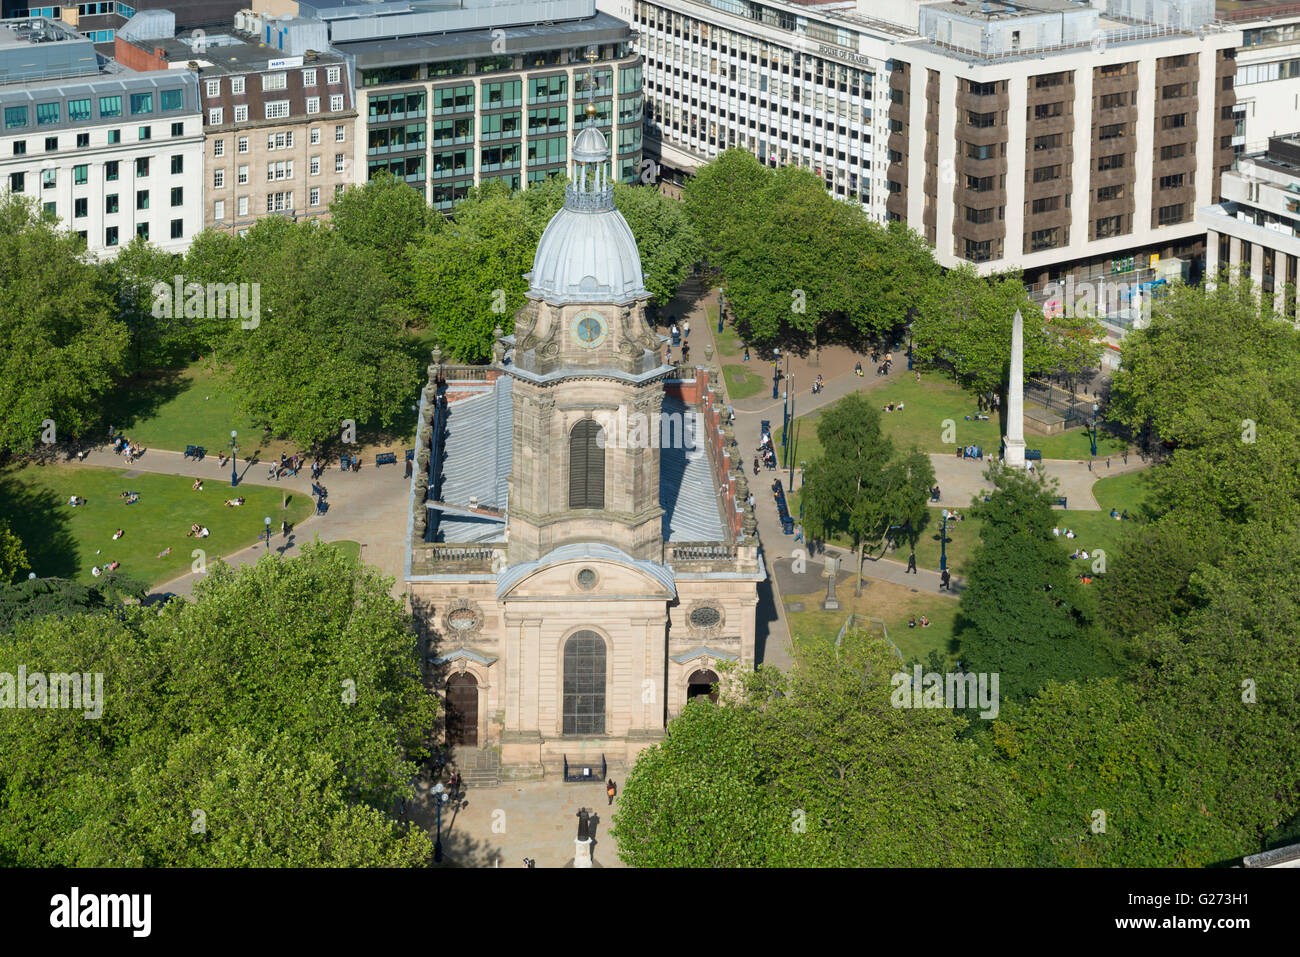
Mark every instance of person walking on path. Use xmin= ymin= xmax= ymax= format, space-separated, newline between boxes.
xmin=683 ymin=319 xmax=690 ymax=340
xmin=606 ymin=778 xmax=617 ymax=806
xmin=940 ymin=568 xmax=951 ymax=591
xmin=794 ymin=523 xmax=804 ymax=543
xmin=906 ymin=552 xmax=917 ymax=574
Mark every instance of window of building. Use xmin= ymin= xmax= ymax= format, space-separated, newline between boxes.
xmin=170 ymin=186 xmax=183 ymax=206
xmin=68 ymin=98 xmax=92 ymax=122
xmin=136 ymin=189 xmax=149 ymax=210
xmin=237 ymin=196 xmax=249 ymax=216
xmin=105 ymin=193 xmax=118 ymax=214
xmin=330 ymin=94 xmax=343 ymax=112
xmin=267 ymin=160 xmax=293 ymax=181
xmin=1160 ymin=143 xmax=1187 ymax=161
xmin=231 ymin=77 xmax=245 ymax=95
xmin=36 ymin=102 xmax=59 ymax=125
xmin=99 ymin=96 xmax=122 ymax=118
xmin=1033 ymin=133 xmax=1061 ymax=151
xmin=130 ymin=93 xmax=153 ymax=115
xmin=306 ymin=97 xmax=320 ymax=115
xmin=334 ymin=153 xmax=344 ymax=173
xmin=205 ymin=80 xmax=220 ymax=97
xmin=74 ymin=197 xmax=87 ymax=218
xmin=137 ymin=222 xmax=149 ymax=240
xmin=73 ymin=164 xmax=88 ymax=185
xmin=266 ymin=191 xmax=293 ymax=212
xmin=1157 ymin=203 xmax=1185 ymax=226
xmin=335 ymin=125 xmax=345 ymax=142
xmin=5 ymin=106 xmax=27 ymax=129
xmin=1161 ymin=113 xmax=1188 ymax=130
xmin=1097 ymin=184 xmax=1124 ymax=202
xmin=1099 ymin=122 xmax=1126 ymax=140
xmin=1095 ymin=215 xmax=1124 ymax=238
xmin=42 ymin=169 xmax=56 ymax=189
xmin=8 ymin=172 xmax=23 ymax=192
xmin=213 ymin=169 xmax=224 ymax=189
xmin=1032 ymin=165 xmax=1061 ymax=183
xmin=238 ymin=136 xmax=248 ymax=153
xmin=310 ymin=128 xmax=321 ymax=145
xmin=1031 ymin=196 xmax=1060 ymax=214
xmin=105 ymin=226 xmax=119 ymax=246
xmin=965 ymin=206 xmax=993 ymax=224
xmin=264 ymin=101 xmax=290 ymax=120
xmin=161 ymin=89 xmax=183 ymax=112
xmin=104 ymin=160 xmax=118 ymax=181
xmin=12 ymin=140 xmax=25 ymax=155
xmin=213 ymin=139 xmax=225 ymax=157
xmin=966 ymin=174 xmax=994 ymax=192
xmin=310 ymin=155 xmax=320 ymax=175
xmin=1158 ymin=173 xmax=1185 ymax=190
xmin=170 ymin=219 xmax=182 ymax=239
xmin=1099 ymin=92 xmax=1128 ymax=109
xmin=171 ymin=121 xmax=183 ymax=137
xmin=327 ymin=66 xmax=341 ymax=84
xmin=137 ymin=157 xmax=150 ymax=177
xmin=1033 ymin=101 xmax=1063 ymax=119
xmin=209 ymin=108 xmax=224 ymax=125
xmin=1098 ymin=154 xmax=1125 ymax=171
xmin=234 ymin=104 xmax=248 ymax=123
xmin=214 ymin=199 xmax=225 ymax=220
xmin=262 ymin=72 xmax=287 ymax=91
xmin=267 ymin=131 xmax=294 ymax=150
xmin=169 ymin=154 xmax=182 ymax=175
xmin=562 ymin=631 xmax=606 ymax=735
xmin=138 ymin=126 xmax=151 ymax=141
xmin=966 ymin=110 xmax=996 ymax=128
xmin=1029 ymin=227 xmax=1060 ymax=251
xmin=310 ymin=186 xmax=320 ymax=206
xmin=303 ymin=68 xmax=317 ymax=87
xmin=237 ymin=165 xmax=248 ymax=185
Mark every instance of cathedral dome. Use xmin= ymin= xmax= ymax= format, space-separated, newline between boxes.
xmin=527 ymin=200 xmax=649 ymax=305
xmin=526 ymin=119 xmax=648 ymax=305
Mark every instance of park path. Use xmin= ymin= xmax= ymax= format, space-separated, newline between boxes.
xmin=660 ymin=282 xmax=1156 ymax=661
xmin=59 ymin=445 xmax=412 ymax=599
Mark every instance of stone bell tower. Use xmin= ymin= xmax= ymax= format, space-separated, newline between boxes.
xmin=500 ymin=55 xmax=671 ymax=564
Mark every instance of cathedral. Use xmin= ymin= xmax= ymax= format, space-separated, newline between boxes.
xmin=404 ymin=102 xmax=765 ymax=780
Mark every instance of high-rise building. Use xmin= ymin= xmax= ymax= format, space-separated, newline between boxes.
xmin=116 ymin=10 xmax=357 ymax=233
xmin=0 ymin=15 xmax=204 ymax=256
xmin=2 ymin=0 xmax=248 ymax=54
xmin=605 ymin=0 xmax=1300 ymax=284
xmin=251 ymin=0 xmax=645 ymax=211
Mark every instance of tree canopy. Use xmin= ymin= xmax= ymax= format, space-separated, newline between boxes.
xmin=0 ymin=544 xmax=435 ymax=866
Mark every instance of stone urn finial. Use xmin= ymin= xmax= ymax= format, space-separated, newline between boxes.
xmin=704 ymin=344 xmax=714 ymax=363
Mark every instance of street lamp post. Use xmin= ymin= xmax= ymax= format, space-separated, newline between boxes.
xmin=433 ymin=781 xmax=448 ymax=863
xmin=940 ymin=509 xmax=951 ymax=572
xmin=229 ymin=430 xmax=239 ymax=487
xmin=1089 ymin=403 xmax=1100 ymax=458
xmin=263 ymin=516 xmax=271 ymax=552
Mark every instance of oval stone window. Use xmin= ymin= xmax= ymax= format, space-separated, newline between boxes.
xmin=447 ymin=608 xmax=479 ymax=632
xmin=689 ymin=606 xmax=721 ymax=628
xmin=577 ymin=568 xmax=597 ymax=589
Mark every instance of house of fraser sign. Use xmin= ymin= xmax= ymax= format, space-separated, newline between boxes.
xmin=817 ymin=42 xmax=871 ymax=67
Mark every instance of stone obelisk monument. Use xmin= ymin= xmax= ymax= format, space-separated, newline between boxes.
xmin=1003 ymin=309 xmax=1027 ymax=468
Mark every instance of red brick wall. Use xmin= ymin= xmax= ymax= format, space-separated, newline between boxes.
xmin=114 ymin=40 xmax=168 ymax=73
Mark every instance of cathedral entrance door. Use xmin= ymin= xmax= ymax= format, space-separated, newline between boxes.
xmin=686 ymin=669 xmax=720 ymax=704
xmin=445 ymin=673 xmax=479 ymax=747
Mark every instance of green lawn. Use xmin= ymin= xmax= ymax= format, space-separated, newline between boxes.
xmin=323 ymin=540 xmax=362 ymax=564
xmin=723 ymin=363 xmax=768 ymax=400
xmin=0 ymin=464 xmax=313 ymax=588
xmin=790 ymin=467 xmax=1155 ymax=577
xmin=785 ymin=372 xmax=1127 ymax=465
xmin=104 ymin=362 xmax=422 ymax=456
xmin=785 ymin=578 xmax=959 ymax=666
xmin=713 ymin=318 xmax=746 ymax=359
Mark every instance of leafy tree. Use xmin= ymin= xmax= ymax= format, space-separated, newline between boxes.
xmin=681 ymin=147 xmax=772 ymax=272
xmin=0 ymin=544 xmax=436 ymax=866
xmin=911 ymin=264 xmax=1100 ymax=398
xmin=0 ymin=192 xmax=128 ymax=453
xmin=222 ymin=218 xmax=417 ymax=447
xmin=611 ymin=181 xmax=701 ymax=307
xmin=329 ymin=172 xmax=442 ymax=313
xmin=0 ymin=519 xmax=28 ymax=584
xmin=801 ymin=394 xmax=934 ymax=594
xmin=100 ymin=237 xmax=182 ymax=372
xmin=614 ymin=637 xmax=1028 ymax=866
xmin=956 ymin=464 xmax=1112 ymax=700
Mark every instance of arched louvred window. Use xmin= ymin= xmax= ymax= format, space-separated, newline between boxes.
xmin=569 ymin=418 xmax=605 ymax=509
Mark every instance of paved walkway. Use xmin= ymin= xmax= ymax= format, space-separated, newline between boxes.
xmin=403 ymin=778 xmax=626 ymax=868
xmin=59 ymin=445 xmax=412 ymax=599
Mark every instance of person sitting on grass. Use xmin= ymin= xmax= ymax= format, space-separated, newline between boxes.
xmin=188 ymin=523 xmax=202 ymax=537
xmin=112 ymin=528 xmax=124 ymax=540
xmin=106 ymin=560 xmax=120 ymax=572
xmin=919 ymin=615 xmax=931 ymax=628
xmin=157 ymin=547 xmax=172 ymax=558
xmin=908 ymin=616 xmax=917 ymax=629
xmin=197 ymin=526 xmax=209 ymax=538
xmin=224 ymin=496 xmax=245 ymax=507
xmin=91 ymin=565 xmax=102 ymax=577
xmin=69 ymin=495 xmax=86 ymax=507
xmin=192 ymin=478 xmax=204 ymax=491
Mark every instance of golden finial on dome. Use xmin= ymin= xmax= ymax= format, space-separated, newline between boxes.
xmin=584 ymin=101 xmax=598 ymax=118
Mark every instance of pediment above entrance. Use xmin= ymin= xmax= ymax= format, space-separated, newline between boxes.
xmin=496 ymin=542 xmax=676 ymax=601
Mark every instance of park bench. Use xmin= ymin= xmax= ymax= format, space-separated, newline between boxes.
xmin=315 ymin=499 xmax=329 ymax=516
xmin=184 ymin=445 xmax=205 ymax=461
xmin=961 ymin=445 xmax=983 ymax=460
xmin=375 ymin=452 xmax=397 ymax=467
xmin=772 ymin=479 xmax=795 ymax=534
xmin=405 ymin=448 xmax=415 ymax=462
xmin=1025 ymin=449 xmax=1043 ymax=461
xmin=1053 ymin=496 xmax=1068 ymax=508
xmin=339 ymin=454 xmax=361 ymax=472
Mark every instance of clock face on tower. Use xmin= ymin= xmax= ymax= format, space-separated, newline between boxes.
xmin=571 ymin=310 xmax=608 ymax=350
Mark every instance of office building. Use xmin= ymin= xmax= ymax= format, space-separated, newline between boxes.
xmin=0 ymin=15 xmax=204 ymax=256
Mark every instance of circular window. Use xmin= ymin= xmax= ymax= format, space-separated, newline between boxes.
xmin=689 ymin=606 xmax=721 ymax=628
xmin=576 ymin=568 xmax=597 ymax=589
xmin=447 ymin=608 xmax=479 ymax=632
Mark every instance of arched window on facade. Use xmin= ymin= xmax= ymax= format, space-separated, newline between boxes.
xmin=563 ymin=631 xmax=607 ymax=735
xmin=569 ymin=418 xmax=605 ymax=509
